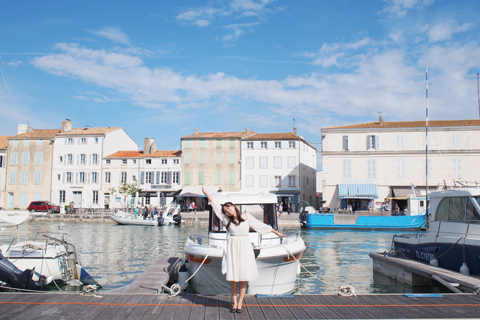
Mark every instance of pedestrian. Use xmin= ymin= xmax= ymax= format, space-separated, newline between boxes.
xmin=143 ymin=206 xmax=148 ymax=220
xmin=192 ymin=201 xmax=196 ymax=214
xmin=134 ymin=206 xmax=139 ymax=219
xmin=202 ymin=186 xmax=284 ymax=313
xmin=288 ymin=202 xmax=292 ymax=215
xmin=278 ymin=202 xmax=283 ymax=217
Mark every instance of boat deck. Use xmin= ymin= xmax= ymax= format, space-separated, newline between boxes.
xmin=0 ymin=292 xmax=479 ymax=319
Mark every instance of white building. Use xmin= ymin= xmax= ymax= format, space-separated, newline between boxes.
xmin=321 ymin=118 xmax=480 ymax=213
xmin=0 ymin=136 xmax=12 ymax=209
xmin=104 ymin=138 xmax=182 ymax=209
xmin=241 ymin=131 xmax=317 ymax=210
xmin=51 ymin=120 xmax=138 ymax=210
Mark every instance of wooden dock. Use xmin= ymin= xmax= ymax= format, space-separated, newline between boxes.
xmin=0 ymin=292 xmax=480 ymax=319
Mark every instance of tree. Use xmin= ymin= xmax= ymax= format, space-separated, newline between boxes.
xmin=108 ymin=183 xmax=140 ymax=209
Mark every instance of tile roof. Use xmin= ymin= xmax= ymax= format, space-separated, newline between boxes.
xmin=56 ymin=127 xmax=121 ymax=135
xmin=106 ymin=150 xmax=182 ymax=158
xmin=13 ymin=129 xmax=61 ymax=139
xmin=0 ymin=136 xmax=13 ymax=149
xmin=244 ymin=132 xmax=317 ymax=150
xmin=182 ymin=131 xmax=256 ymax=139
xmin=322 ymin=119 xmax=480 ymax=130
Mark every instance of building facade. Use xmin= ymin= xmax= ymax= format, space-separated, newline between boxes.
xmin=181 ymin=129 xmax=255 ymax=192
xmin=0 ymin=136 xmax=12 ymax=209
xmin=241 ymin=132 xmax=317 ymax=210
xmin=321 ymin=118 xmax=480 ymax=213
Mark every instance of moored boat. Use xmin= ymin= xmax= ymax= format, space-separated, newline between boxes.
xmin=183 ymin=192 xmax=306 ymax=295
xmin=0 ymin=210 xmax=30 ymax=228
xmin=393 ymin=187 xmax=480 ymax=275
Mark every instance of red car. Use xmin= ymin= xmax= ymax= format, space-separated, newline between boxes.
xmin=27 ymin=201 xmax=60 ymax=214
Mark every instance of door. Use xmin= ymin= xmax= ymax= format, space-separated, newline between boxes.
xmin=8 ymin=193 xmax=14 ymax=209
xmin=73 ymin=191 xmax=82 ymax=208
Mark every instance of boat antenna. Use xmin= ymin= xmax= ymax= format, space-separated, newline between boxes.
xmin=0 ymin=56 xmax=20 ymax=123
xmin=477 ymin=73 xmax=479 ymax=119
xmin=425 ymin=65 xmax=429 ymax=213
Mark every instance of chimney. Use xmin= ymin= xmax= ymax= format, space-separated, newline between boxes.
xmin=194 ymin=129 xmax=198 ymax=135
xmin=17 ymin=124 xmax=28 ymax=135
xmin=150 ymin=140 xmax=157 ymax=153
xmin=61 ymin=119 xmax=72 ymax=132
xmin=245 ymin=128 xmax=249 ymax=134
xmin=379 ymin=115 xmax=384 ymax=125
xmin=293 ymin=128 xmax=298 ymax=136
xmin=144 ymin=137 xmax=150 ymax=154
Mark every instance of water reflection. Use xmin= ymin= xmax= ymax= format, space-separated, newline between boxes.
xmin=0 ymin=222 xmax=443 ymax=294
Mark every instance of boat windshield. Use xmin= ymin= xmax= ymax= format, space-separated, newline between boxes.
xmin=209 ymin=203 xmax=278 ymax=233
xmin=435 ymin=196 xmax=480 ymax=221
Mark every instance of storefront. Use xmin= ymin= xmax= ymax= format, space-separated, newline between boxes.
xmin=338 ymin=183 xmax=378 ymax=211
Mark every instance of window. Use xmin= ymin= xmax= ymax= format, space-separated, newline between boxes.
xmin=396 ymin=134 xmax=405 ymax=149
xmin=288 ymin=156 xmax=296 ymax=168
xmin=275 ymin=141 xmax=281 ymax=148
xmin=146 ymin=159 xmax=152 ymax=164
xmin=35 ymin=152 xmax=43 ymax=165
xmin=229 ymin=139 xmax=235 ymax=148
xmin=215 ymin=153 xmax=222 ymax=164
xmin=173 ymin=172 xmax=180 ymax=184
xmin=132 ymin=175 xmax=136 ymax=182
xmin=80 ymin=154 xmax=86 ymax=165
xmin=59 ymin=191 xmax=65 ymax=204
xmin=121 ymin=172 xmax=127 ymax=183
xmin=9 ymin=171 xmax=16 ymax=184
xmin=184 ymin=172 xmax=192 ymax=185
xmin=22 ymin=152 xmax=29 ymax=165
xmin=81 ymin=138 xmax=86 ymax=144
xmin=274 ymin=156 xmax=282 ymax=169
xmin=367 ymin=135 xmax=380 ymax=150
xmin=246 ymin=157 xmax=254 ymax=169
xmin=66 ymin=172 xmax=72 ymax=183
xmin=228 ymin=171 xmax=235 ymax=185
xmin=161 ymin=172 xmax=167 ymax=184
xmin=184 ymin=139 xmax=192 ymax=148
xmin=37 ymin=139 xmax=42 ymax=146
xmin=10 ymin=152 xmax=18 ymax=165
xmin=133 ymin=159 xmax=136 ymax=164
xmin=122 ymin=159 xmax=127 ymax=164
xmin=92 ymin=154 xmax=98 ymax=165
xmin=288 ymin=175 xmax=296 ymax=186
xmin=105 ymin=172 xmax=111 ymax=183
xmin=274 ymin=176 xmax=281 ymax=186
xmin=396 ymin=158 xmax=406 ymax=179
xmin=95 ymin=137 xmax=99 ymax=144
xmin=173 ymin=159 xmax=179 ymax=164
xmin=0 ymin=155 xmax=3 ymax=168
xmin=184 ymin=153 xmax=191 ymax=164
xmin=57 ymin=174 xmax=60 ymax=181
xmin=216 ymin=139 xmax=222 ymax=148
xmin=21 ymin=170 xmax=28 ymax=184
xmin=342 ymin=159 xmax=352 ymax=179
xmin=228 ymin=152 xmax=235 ymax=164
xmin=162 ymin=159 xmax=167 ymax=164
xmin=67 ymin=138 xmax=73 ymax=144
xmin=261 ymin=142 xmax=267 ymax=149
xmin=199 ymin=152 xmax=206 ymax=164
xmin=106 ymin=159 xmax=111 ymax=164
xmin=289 ymin=141 xmax=295 ymax=148
xmin=79 ymin=172 xmax=85 ymax=183
xmin=367 ymin=159 xmax=377 ymax=179
xmin=246 ymin=175 xmax=254 ymax=187
xmin=452 ymin=158 xmax=462 ymax=179
xmin=247 ymin=142 xmax=253 ymax=149
xmin=259 ymin=156 xmax=268 ymax=169
xmin=92 ymin=172 xmax=98 ymax=184
xmin=20 ymin=193 xmax=27 ymax=206
xmin=451 ymin=133 xmax=461 ymax=148
xmin=34 ymin=193 xmax=40 ymax=201
xmin=199 ymin=139 xmax=206 ymax=148
xmin=92 ymin=191 xmax=98 ymax=205
xmin=12 ymin=140 xmax=18 ymax=146
xmin=215 ymin=171 xmax=222 ymax=185
xmin=198 ymin=171 xmax=206 ymax=185
xmin=342 ymin=136 xmax=349 ymax=151
xmin=59 ymin=156 xmax=63 ymax=163
xmin=145 ymin=171 xmax=152 ymax=184
xmin=67 ymin=154 xmax=73 ymax=165
xmin=259 ymin=175 xmax=268 ymax=187
xmin=34 ymin=170 xmax=42 ymax=184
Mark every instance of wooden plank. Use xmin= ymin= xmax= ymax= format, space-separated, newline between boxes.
xmin=188 ymin=294 xmax=206 ymax=320
xmin=76 ymin=293 xmax=123 ymax=320
xmin=323 ymin=295 xmax=373 ymax=319
xmin=0 ymin=293 xmax=46 ymax=320
xmin=291 ymin=295 xmax=325 ymax=319
xmin=243 ymin=295 xmax=265 ymax=320
xmin=217 ymin=294 xmax=235 ymax=320
xmin=254 ymin=295 xmax=279 ymax=319
xmin=429 ymin=294 xmax=480 ymax=318
xmin=171 ymin=294 xmax=194 ymax=319
xmin=125 ymin=294 xmax=159 ymax=320
xmin=122 ymin=257 xmax=179 ymax=294
xmin=268 ymin=297 xmax=296 ymax=319
xmin=375 ymin=295 xmax=435 ymax=319
xmin=7 ymin=293 xmax=67 ymax=320
xmin=110 ymin=294 xmax=148 ymax=320
xmin=92 ymin=294 xmax=141 ymax=320
xmin=302 ymin=294 xmax=340 ymax=319
xmin=155 ymin=294 xmax=184 ymax=320
xmin=140 ymin=294 xmax=169 ymax=320
xmin=357 ymin=295 xmax=403 ymax=319
xmin=203 ymin=294 xmax=220 ymax=320
xmin=314 ymin=295 xmax=362 ymax=319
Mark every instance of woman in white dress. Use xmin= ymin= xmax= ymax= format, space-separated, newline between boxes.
xmin=202 ymin=186 xmax=284 ymax=313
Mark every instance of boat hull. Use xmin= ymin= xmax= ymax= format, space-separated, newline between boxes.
xmin=306 ymin=213 xmax=426 ymax=230
xmin=110 ymin=212 xmax=158 ymax=226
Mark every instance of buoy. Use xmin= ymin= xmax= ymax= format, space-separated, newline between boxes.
xmin=178 ymin=263 xmax=189 ymax=290
xmin=429 ymin=258 xmax=439 ymax=267
xmin=460 ymin=263 xmax=470 ymax=275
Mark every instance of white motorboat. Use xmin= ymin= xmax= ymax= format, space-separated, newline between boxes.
xmin=110 ymin=211 xmax=158 ymax=226
xmin=0 ymin=210 xmax=30 ymax=228
xmin=0 ymin=234 xmax=99 ymax=286
xmin=393 ymin=187 xmax=480 ymax=275
xmin=183 ymin=192 xmax=306 ymax=295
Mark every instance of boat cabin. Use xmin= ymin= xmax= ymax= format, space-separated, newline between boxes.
xmin=208 ymin=192 xmax=278 ymax=233
xmin=430 ymin=188 xmax=480 ymax=222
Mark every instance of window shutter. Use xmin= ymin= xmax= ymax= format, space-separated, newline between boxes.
xmin=375 ymin=135 xmax=380 ymax=149
xmin=156 ymin=171 xmax=160 ymax=184
xmin=342 ymin=136 xmax=348 ymax=151
xmin=270 ymin=176 xmax=275 ymax=186
xmin=140 ymin=172 xmax=144 ymax=185
xmin=167 ymin=171 xmax=172 ymax=183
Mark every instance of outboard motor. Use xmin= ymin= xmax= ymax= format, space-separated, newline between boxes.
xmin=157 ymin=215 xmax=165 ymax=226
xmin=172 ymin=213 xmax=182 ymax=225
xmin=0 ymin=251 xmax=51 ymax=292
xmin=299 ymin=210 xmax=307 ymax=228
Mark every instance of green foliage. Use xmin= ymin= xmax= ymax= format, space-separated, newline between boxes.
xmin=111 ymin=182 xmax=140 ymax=209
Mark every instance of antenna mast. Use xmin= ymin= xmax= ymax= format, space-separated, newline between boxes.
xmin=477 ymin=73 xmax=479 ymax=119
xmin=425 ymin=65 xmax=429 ymax=212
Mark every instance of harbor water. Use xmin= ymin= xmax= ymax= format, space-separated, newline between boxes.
xmin=0 ymin=221 xmax=446 ymax=294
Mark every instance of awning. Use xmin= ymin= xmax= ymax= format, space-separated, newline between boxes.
xmin=391 ymin=186 xmax=412 ymax=198
xmin=338 ymin=184 xmax=378 ymax=199
xmin=178 ymin=186 xmax=219 ymax=197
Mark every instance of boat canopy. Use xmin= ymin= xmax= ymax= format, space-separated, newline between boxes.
xmin=208 ymin=192 xmax=278 ymax=232
xmin=338 ymin=184 xmax=378 ymax=199
xmin=178 ymin=186 xmax=219 ymax=198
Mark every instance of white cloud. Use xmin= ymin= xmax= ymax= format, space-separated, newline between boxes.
xmin=7 ymin=60 xmax=23 ymax=67
xmin=380 ymin=0 xmax=435 ymax=19
xmin=428 ymin=21 xmax=475 ymax=43
xmin=91 ymin=27 xmax=131 ymax=45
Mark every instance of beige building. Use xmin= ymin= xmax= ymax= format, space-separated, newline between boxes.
xmin=181 ymin=129 xmax=255 ymax=192
xmin=4 ymin=128 xmax=59 ymax=209
xmin=0 ymin=136 xmax=13 ymax=209
xmin=322 ymin=118 xmax=480 ymax=213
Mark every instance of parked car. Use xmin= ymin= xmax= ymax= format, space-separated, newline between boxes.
xmin=27 ymin=201 xmax=60 ymax=214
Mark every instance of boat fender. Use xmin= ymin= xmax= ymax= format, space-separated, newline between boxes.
xmin=429 ymin=258 xmax=439 ymax=267
xmin=460 ymin=263 xmax=470 ymax=276
xmin=177 ymin=264 xmax=189 ymax=290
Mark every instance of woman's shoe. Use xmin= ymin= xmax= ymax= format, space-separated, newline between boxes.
xmin=236 ymin=309 xmax=243 ymax=313
xmin=230 ymin=306 xmax=236 ymax=313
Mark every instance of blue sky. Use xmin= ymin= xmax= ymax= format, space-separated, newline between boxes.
xmin=1 ymin=0 xmax=480 ymax=168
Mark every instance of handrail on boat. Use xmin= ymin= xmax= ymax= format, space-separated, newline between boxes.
xmin=187 ymin=231 xmax=301 ymax=247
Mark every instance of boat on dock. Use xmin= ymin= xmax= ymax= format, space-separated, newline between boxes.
xmin=0 ymin=234 xmax=99 ymax=286
xmin=183 ymin=191 xmax=306 ymax=295
xmin=393 ymin=187 xmax=480 ymax=276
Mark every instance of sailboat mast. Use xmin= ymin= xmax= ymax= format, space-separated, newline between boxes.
xmin=425 ymin=65 xmax=429 ymax=211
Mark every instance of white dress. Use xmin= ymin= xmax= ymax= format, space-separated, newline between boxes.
xmin=211 ymin=201 xmax=273 ymax=282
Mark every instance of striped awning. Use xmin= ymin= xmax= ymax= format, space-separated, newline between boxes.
xmin=338 ymin=184 xmax=378 ymax=199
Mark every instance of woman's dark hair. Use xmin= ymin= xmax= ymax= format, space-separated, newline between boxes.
xmin=222 ymin=202 xmax=245 ymax=230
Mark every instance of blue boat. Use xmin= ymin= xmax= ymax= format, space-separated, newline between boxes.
xmin=301 ymin=212 xmax=427 ymax=230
